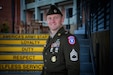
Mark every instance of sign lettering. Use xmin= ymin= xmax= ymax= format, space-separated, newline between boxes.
xmin=0 ymin=40 xmax=46 ymax=45
xmin=0 ymin=55 xmax=43 ymax=60
xmin=0 ymin=34 xmax=49 ymax=39
xmin=0 ymin=64 xmax=43 ymax=70
xmin=0 ymin=47 xmax=43 ymax=52
xmin=22 ymin=47 xmax=33 ymax=52
xmin=21 ymin=40 xmax=39 ymax=45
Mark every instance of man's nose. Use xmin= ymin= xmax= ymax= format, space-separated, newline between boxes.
xmin=51 ymin=18 xmax=55 ymax=23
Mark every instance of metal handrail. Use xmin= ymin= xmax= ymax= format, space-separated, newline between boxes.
xmin=87 ymin=21 xmax=96 ymax=75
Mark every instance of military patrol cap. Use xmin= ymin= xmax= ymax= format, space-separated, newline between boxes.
xmin=46 ymin=5 xmax=63 ymax=16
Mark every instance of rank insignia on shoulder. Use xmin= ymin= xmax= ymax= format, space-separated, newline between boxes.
xmin=65 ymin=31 xmax=68 ymax=34
xmin=68 ymin=36 xmax=76 ymax=45
xmin=70 ymin=49 xmax=78 ymax=61
xmin=58 ymin=33 xmax=61 ymax=36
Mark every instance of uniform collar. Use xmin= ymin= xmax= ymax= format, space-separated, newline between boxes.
xmin=49 ymin=26 xmax=65 ymax=38
xmin=45 ymin=27 xmax=66 ymax=50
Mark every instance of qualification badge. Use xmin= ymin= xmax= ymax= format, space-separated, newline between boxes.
xmin=51 ymin=56 xmax=56 ymax=62
xmin=54 ymin=9 xmax=57 ymax=13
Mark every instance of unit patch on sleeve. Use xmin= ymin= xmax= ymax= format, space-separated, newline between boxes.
xmin=68 ymin=36 xmax=76 ymax=45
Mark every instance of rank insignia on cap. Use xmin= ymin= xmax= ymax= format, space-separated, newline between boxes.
xmin=68 ymin=36 xmax=76 ymax=45
xmin=54 ymin=9 xmax=57 ymax=13
xmin=46 ymin=4 xmax=63 ymax=16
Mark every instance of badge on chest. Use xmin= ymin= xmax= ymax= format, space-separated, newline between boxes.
xmin=50 ymin=39 xmax=60 ymax=53
xmin=50 ymin=39 xmax=60 ymax=62
xmin=51 ymin=56 xmax=57 ymax=62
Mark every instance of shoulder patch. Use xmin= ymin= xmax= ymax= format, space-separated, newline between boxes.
xmin=68 ymin=36 xmax=76 ymax=45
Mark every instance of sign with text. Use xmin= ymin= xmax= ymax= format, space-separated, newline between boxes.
xmin=0 ymin=64 xmax=43 ymax=71
xmin=0 ymin=55 xmax=43 ymax=60
xmin=0 ymin=47 xmax=43 ymax=52
xmin=0 ymin=34 xmax=49 ymax=39
xmin=0 ymin=34 xmax=48 ymax=74
xmin=0 ymin=40 xmax=46 ymax=45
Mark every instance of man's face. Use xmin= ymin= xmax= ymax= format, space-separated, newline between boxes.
xmin=47 ymin=14 xmax=64 ymax=31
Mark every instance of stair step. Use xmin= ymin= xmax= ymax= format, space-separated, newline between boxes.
xmin=80 ymin=73 xmax=94 ymax=75
xmin=76 ymin=33 xmax=94 ymax=75
xmin=74 ymin=30 xmax=85 ymax=34
xmin=80 ymin=47 xmax=90 ymax=54
xmin=0 ymin=71 xmax=42 ymax=75
xmin=74 ymin=26 xmax=85 ymax=34
xmin=80 ymin=63 xmax=93 ymax=73
xmin=75 ymin=34 xmax=85 ymax=39
xmin=78 ymin=39 xmax=90 ymax=45
xmin=80 ymin=54 xmax=90 ymax=62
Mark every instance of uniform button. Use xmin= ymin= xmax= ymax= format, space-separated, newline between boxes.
xmin=45 ymin=52 xmax=47 ymax=55
xmin=44 ymin=67 xmax=47 ymax=69
xmin=44 ymin=45 xmax=46 ymax=47
xmin=45 ymin=59 xmax=47 ymax=62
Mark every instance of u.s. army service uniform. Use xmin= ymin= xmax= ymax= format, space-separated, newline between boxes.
xmin=41 ymin=27 xmax=80 ymax=75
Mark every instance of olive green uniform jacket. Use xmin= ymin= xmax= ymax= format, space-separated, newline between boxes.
xmin=41 ymin=27 xmax=80 ymax=75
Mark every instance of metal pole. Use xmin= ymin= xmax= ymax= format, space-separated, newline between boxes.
xmin=12 ymin=0 xmax=15 ymax=33
xmin=25 ymin=2 xmax=27 ymax=33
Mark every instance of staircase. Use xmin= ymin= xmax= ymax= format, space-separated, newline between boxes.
xmin=0 ymin=33 xmax=95 ymax=75
xmin=0 ymin=34 xmax=48 ymax=75
xmin=75 ymin=34 xmax=94 ymax=75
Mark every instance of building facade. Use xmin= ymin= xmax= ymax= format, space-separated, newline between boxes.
xmin=20 ymin=0 xmax=79 ymax=34
xmin=0 ymin=0 xmax=20 ymax=33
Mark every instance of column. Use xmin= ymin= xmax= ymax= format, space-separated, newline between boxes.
xmin=71 ymin=0 xmax=77 ymax=34
xmin=35 ymin=7 xmax=40 ymax=21
xmin=20 ymin=0 xmax=26 ymax=23
xmin=73 ymin=0 xmax=77 ymax=24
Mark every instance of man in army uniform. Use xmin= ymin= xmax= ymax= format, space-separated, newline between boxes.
xmin=41 ymin=4 xmax=80 ymax=75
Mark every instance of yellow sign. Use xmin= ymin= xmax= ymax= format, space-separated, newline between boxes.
xmin=0 ymin=55 xmax=43 ymax=60
xmin=0 ymin=47 xmax=44 ymax=52
xmin=0 ymin=40 xmax=46 ymax=45
xmin=0 ymin=64 xmax=43 ymax=71
xmin=0 ymin=34 xmax=49 ymax=39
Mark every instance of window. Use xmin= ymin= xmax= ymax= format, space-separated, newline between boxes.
xmin=40 ymin=13 xmax=43 ymax=21
xmin=38 ymin=0 xmax=44 ymax=1
xmin=25 ymin=0 xmax=35 ymax=4
xmin=66 ymin=8 xmax=73 ymax=18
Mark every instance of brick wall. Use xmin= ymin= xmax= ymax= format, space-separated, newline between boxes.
xmin=0 ymin=0 xmax=20 ymax=33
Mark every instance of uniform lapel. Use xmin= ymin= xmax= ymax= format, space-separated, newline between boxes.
xmin=45 ymin=34 xmax=58 ymax=50
xmin=44 ymin=27 xmax=66 ymax=50
xmin=45 ymin=37 xmax=53 ymax=50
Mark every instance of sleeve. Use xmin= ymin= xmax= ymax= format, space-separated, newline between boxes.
xmin=63 ymin=34 xmax=80 ymax=75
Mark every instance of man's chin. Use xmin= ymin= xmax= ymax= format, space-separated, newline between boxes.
xmin=50 ymin=28 xmax=59 ymax=31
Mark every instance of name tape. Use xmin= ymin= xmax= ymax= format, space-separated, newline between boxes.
xmin=0 ymin=34 xmax=49 ymax=39
xmin=0 ymin=55 xmax=43 ymax=61
xmin=0 ymin=40 xmax=46 ymax=45
xmin=0 ymin=64 xmax=43 ymax=71
xmin=0 ymin=47 xmax=44 ymax=52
